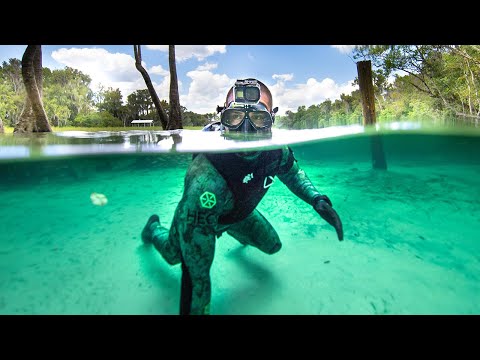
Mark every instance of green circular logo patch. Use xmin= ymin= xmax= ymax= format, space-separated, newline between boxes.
xmin=200 ymin=191 xmax=216 ymax=209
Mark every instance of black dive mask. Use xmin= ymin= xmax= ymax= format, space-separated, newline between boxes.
xmin=220 ymin=103 xmax=273 ymax=133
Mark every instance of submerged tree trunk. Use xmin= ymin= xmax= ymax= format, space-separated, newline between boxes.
xmin=133 ymin=45 xmax=169 ymax=130
xmin=168 ymin=45 xmax=183 ymax=130
xmin=14 ymin=45 xmax=52 ymax=133
xmin=357 ymin=60 xmax=387 ymax=170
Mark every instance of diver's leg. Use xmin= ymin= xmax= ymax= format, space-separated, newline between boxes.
xmin=226 ymin=209 xmax=282 ymax=254
xmin=178 ymin=225 xmax=216 ymax=315
xmin=141 ymin=214 xmax=181 ymax=265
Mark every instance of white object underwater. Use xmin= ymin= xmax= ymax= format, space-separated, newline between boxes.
xmin=90 ymin=192 xmax=108 ymax=206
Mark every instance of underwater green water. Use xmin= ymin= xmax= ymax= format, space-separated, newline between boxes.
xmin=0 ymin=127 xmax=479 ymax=314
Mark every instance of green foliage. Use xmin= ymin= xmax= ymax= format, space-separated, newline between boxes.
xmin=0 ymin=58 xmax=26 ymax=126
xmin=126 ymin=89 xmax=154 ymax=118
xmin=43 ymin=66 xmax=94 ymax=124
xmin=276 ymin=91 xmax=364 ymax=129
xmin=3 ymin=46 xmax=480 ymax=131
xmin=0 ymin=80 xmax=15 ymax=124
xmin=182 ymin=110 xmax=211 ymax=127
xmin=72 ymin=111 xmax=123 ymax=127
xmin=96 ymin=87 xmax=123 ymax=118
xmin=352 ymin=45 xmax=480 ymax=122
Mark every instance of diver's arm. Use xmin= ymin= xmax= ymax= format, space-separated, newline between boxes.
xmin=277 ymin=147 xmax=324 ymax=205
xmin=277 ymin=147 xmax=343 ymax=241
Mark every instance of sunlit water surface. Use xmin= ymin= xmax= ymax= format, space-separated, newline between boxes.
xmin=0 ymin=123 xmax=479 ymax=314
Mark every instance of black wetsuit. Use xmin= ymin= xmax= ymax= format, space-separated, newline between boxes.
xmin=205 ymin=148 xmax=295 ymax=224
xmin=145 ymin=145 xmax=338 ymax=315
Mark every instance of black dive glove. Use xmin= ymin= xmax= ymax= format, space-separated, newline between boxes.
xmin=313 ymin=195 xmax=344 ymax=241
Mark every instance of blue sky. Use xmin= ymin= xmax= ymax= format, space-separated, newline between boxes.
xmin=0 ymin=45 xmax=359 ymax=116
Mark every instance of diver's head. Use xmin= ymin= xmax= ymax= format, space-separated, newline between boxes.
xmin=217 ymin=78 xmax=278 ymax=134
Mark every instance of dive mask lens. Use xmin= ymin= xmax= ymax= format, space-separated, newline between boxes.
xmin=221 ymin=109 xmax=246 ymax=128
xmin=247 ymin=110 xmax=273 ymax=129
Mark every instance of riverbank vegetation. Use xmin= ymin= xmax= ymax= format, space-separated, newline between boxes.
xmin=2 ymin=45 xmax=479 ymax=132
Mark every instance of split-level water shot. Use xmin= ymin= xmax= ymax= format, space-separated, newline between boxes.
xmin=0 ymin=45 xmax=479 ymax=315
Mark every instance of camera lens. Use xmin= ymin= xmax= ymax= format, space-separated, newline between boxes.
xmin=244 ymin=87 xmax=260 ymax=102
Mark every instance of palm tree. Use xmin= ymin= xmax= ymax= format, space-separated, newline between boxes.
xmin=133 ymin=45 xmax=169 ymax=129
xmin=14 ymin=45 xmax=52 ymax=133
xmin=168 ymin=45 xmax=183 ymax=129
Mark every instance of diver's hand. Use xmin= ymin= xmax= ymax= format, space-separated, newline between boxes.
xmin=313 ymin=195 xmax=344 ymax=241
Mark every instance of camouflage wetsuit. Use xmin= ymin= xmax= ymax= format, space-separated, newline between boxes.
xmin=142 ymin=145 xmax=343 ymax=315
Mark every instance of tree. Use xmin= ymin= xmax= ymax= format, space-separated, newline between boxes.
xmin=352 ymin=45 xmax=480 ymax=121
xmin=168 ymin=45 xmax=183 ymax=129
xmin=133 ymin=45 xmax=184 ymax=130
xmin=42 ymin=67 xmax=94 ymax=127
xmin=97 ymin=87 xmax=123 ymax=118
xmin=0 ymin=104 xmax=3 ymax=132
xmin=14 ymin=45 xmax=52 ymax=133
xmin=133 ymin=45 xmax=169 ymax=129
xmin=0 ymin=60 xmax=24 ymax=131
xmin=126 ymin=89 xmax=153 ymax=119
xmin=44 ymin=67 xmax=94 ymax=124
xmin=2 ymin=58 xmax=23 ymax=93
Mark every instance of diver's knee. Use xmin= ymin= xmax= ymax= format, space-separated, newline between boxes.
xmin=162 ymin=248 xmax=181 ymax=265
xmin=266 ymin=242 xmax=282 ymax=255
xmin=164 ymin=256 xmax=181 ymax=266
xmin=152 ymin=240 xmax=181 ymax=265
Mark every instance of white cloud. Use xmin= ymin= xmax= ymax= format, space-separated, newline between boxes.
xmin=145 ymin=45 xmax=226 ymax=61
xmin=182 ymin=67 xmax=232 ymax=115
xmin=49 ymin=46 xmax=358 ymax=117
xmin=50 ymin=46 xmax=224 ymax=113
xmin=270 ymin=77 xmax=358 ymax=116
xmin=145 ymin=45 xmax=169 ymax=52
xmin=331 ymin=45 xmax=356 ymax=54
xmin=272 ymin=73 xmax=294 ymax=82
xmin=181 ymin=71 xmax=358 ymax=116
xmin=149 ymin=65 xmax=169 ymax=76
xmin=52 ymin=47 xmax=137 ymax=82
xmin=51 ymin=47 xmax=169 ymax=101
xmin=196 ymin=62 xmax=218 ymax=71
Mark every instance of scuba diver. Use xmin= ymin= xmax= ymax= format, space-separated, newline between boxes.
xmin=140 ymin=78 xmax=344 ymax=315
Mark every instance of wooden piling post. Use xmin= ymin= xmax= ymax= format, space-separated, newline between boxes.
xmin=357 ymin=60 xmax=377 ymax=125
xmin=357 ymin=60 xmax=387 ymax=170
